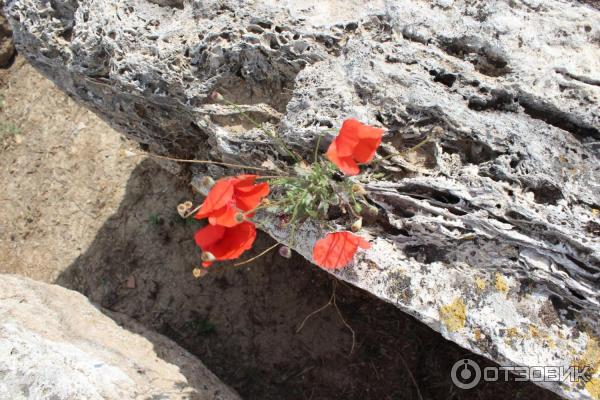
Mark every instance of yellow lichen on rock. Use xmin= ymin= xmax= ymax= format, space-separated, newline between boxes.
xmin=506 ymin=327 xmax=519 ymax=338
xmin=440 ymin=297 xmax=466 ymax=332
xmin=586 ymin=378 xmax=600 ymax=400
xmin=474 ymin=277 xmax=486 ymax=292
xmin=528 ymin=325 xmax=540 ymax=338
xmin=504 ymin=327 xmax=521 ymax=345
xmin=575 ymin=338 xmax=600 ymax=374
xmin=495 ymin=273 xmax=509 ymax=294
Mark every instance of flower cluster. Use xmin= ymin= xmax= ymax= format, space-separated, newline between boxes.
xmin=190 ymin=118 xmax=385 ymax=270
xmin=193 ymin=175 xmax=269 ymax=266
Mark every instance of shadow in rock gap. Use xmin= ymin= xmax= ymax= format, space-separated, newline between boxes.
xmin=57 ymin=159 xmax=560 ymax=400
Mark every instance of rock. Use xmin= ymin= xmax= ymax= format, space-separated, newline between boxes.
xmin=4 ymin=1 xmax=600 ymax=399
xmin=0 ymin=274 xmax=240 ymax=400
xmin=0 ymin=12 xmax=15 ymax=67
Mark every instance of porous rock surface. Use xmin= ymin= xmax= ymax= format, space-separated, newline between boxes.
xmin=0 ymin=274 xmax=240 ymax=400
xmin=4 ymin=0 xmax=600 ymax=398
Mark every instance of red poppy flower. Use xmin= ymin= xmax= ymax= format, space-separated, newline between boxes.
xmin=326 ymin=119 xmax=385 ymax=176
xmin=312 ymin=231 xmax=371 ymax=270
xmin=195 ymin=175 xmax=269 ymax=227
xmin=194 ymin=221 xmax=257 ymax=267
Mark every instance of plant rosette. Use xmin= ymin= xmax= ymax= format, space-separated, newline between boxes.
xmin=186 ymin=118 xmax=389 ymax=271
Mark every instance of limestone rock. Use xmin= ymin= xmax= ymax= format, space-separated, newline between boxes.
xmin=4 ymin=1 xmax=600 ymax=399
xmin=0 ymin=12 xmax=15 ymax=67
xmin=0 ymin=274 xmax=240 ymax=400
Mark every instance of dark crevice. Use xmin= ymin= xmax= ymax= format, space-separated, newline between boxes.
xmin=146 ymin=0 xmax=185 ymax=9
xmin=438 ymin=35 xmax=510 ymax=77
xmin=430 ymin=69 xmax=457 ymax=87
xmin=441 ymin=138 xmax=500 ymax=164
xmin=587 ymin=221 xmax=600 ymax=237
xmin=522 ymin=179 xmax=564 ymax=205
xmin=404 ymin=245 xmax=448 ymax=264
xmin=397 ymin=184 xmax=461 ymax=205
xmin=468 ymin=89 xmax=518 ymax=112
xmin=377 ymin=214 xmax=412 ymax=237
xmin=567 ymin=287 xmax=586 ymax=302
xmin=565 ymin=254 xmax=600 ymax=276
xmin=519 ymin=94 xmax=600 ymax=141
xmin=555 ymin=67 xmax=600 ymax=87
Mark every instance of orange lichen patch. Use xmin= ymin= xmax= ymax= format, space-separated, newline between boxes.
xmin=474 ymin=328 xmax=482 ymax=341
xmin=495 ymin=273 xmax=509 ymax=294
xmin=586 ymin=378 xmax=600 ymax=400
xmin=592 ymin=208 xmax=600 ymax=217
xmin=474 ymin=277 xmax=486 ymax=292
xmin=440 ymin=297 xmax=466 ymax=332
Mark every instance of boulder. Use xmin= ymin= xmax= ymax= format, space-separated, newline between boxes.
xmin=0 ymin=274 xmax=240 ymax=400
xmin=4 ymin=1 xmax=600 ymax=398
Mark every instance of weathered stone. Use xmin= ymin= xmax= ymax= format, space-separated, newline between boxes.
xmin=0 ymin=274 xmax=240 ymax=400
xmin=4 ymin=1 xmax=600 ymax=398
xmin=0 ymin=12 xmax=15 ymax=67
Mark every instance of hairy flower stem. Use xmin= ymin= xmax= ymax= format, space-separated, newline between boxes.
xmin=183 ymin=203 xmax=203 ymax=219
xmin=314 ymin=132 xmax=323 ymax=163
xmin=131 ymin=151 xmax=270 ymax=171
xmin=233 ymin=243 xmax=280 ymax=266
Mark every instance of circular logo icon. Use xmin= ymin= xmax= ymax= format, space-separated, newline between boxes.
xmin=451 ymin=359 xmax=481 ymax=389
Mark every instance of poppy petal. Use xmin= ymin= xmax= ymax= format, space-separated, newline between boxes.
xmin=353 ymin=136 xmax=383 ymax=164
xmin=312 ymin=231 xmax=371 ymax=270
xmin=217 ymin=222 xmax=257 ymax=259
xmin=335 ymin=119 xmax=361 ymax=157
xmin=357 ymin=123 xmax=385 ymax=140
xmin=208 ymin=202 xmax=240 ymax=227
xmin=235 ymin=182 xmax=270 ymax=211
xmin=194 ymin=224 xmax=226 ymax=249
xmin=195 ymin=222 xmax=257 ymax=264
xmin=195 ymin=178 xmax=235 ymax=220
xmin=327 ymin=141 xmax=360 ymax=175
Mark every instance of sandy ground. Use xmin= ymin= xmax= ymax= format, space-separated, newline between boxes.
xmin=0 ymin=57 xmax=145 ymax=282
xmin=0 ymin=57 xmax=560 ymax=400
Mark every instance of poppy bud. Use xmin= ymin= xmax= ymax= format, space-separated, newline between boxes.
xmin=192 ymin=267 xmax=208 ymax=278
xmin=278 ymin=246 xmax=292 ymax=259
xmin=177 ymin=201 xmax=193 ymax=217
xmin=200 ymin=176 xmax=215 ymax=188
xmin=201 ymin=251 xmax=216 ymax=263
xmin=351 ymin=217 xmax=363 ymax=232
xmin=209 ymin=91 xmax=224 ymax=103
xmin=235 ymin=212 xmax=245 ymax=223
xmin=366 ymin=205 xmax=379 ymax=218
xmin=352 ymin=183 xmax=367 ymax=195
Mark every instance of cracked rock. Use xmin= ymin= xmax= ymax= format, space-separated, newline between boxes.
xmin=4 ymin=0 xmax=600 ymax=398
xmin=0 ymin=274 xmax=240 ymax=400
